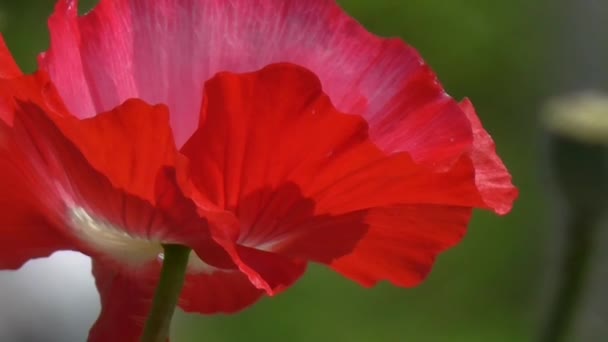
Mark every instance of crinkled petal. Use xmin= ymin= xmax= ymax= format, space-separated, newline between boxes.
xmin=459 ymin=99 xmax=518 ymax=215
xmin=179 ymin=63 xmax=488 ymax=291
xmin=89 ymin=260 xmax=161 ymax=342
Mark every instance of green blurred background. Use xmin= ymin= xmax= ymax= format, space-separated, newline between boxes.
xmin=1 ymin=0 xmax=604 ymax=341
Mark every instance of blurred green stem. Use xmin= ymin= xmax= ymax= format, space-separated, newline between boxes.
xmin=141 ymin=244 xmax=191 ymax=342
xmin=541 ymin=211 xmax=597 ymax=342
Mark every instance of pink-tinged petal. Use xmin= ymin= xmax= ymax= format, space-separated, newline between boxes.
xmin=179 ymin=63 xmax=487 ymax=292
xmin=459 ymin=99 xmax=518 ymax=215
xmin=0 ymin=35 xmax=21 ymax=79
xmin=40 ymin=0 xmax=473 ymax=153
xmin=180 ymin=270 xmax=265 ymax=314
xmin=357 ymin=61 xmax=474 ymax=167
xmin=41 ymin=1 xmax=515 ymax=217
xmin=42 ymin=1 xmax=515 ymax=217
xmin=39 ymin=0 xmax=97 ymax=119
xmin=89 ymin=260 xmax=160 ymax=342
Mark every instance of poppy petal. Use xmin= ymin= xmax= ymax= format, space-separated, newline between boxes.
xmin=0 ymin=35 xmax=21 ymax=79
xmin=331 ymin=205 xmax=472 ymax=287
xmin=6 ymin=100 xmax=153 ymax=259
xmin=0 ymin=146 xmax=73 ymax=269
xmin=217 ymin=242 xmax=307 ymax=295
xmin=459 ymin=99 xmax=518 ymax=215
xmin=3 ymin=84 xmax=202 ymax=264
xmin=179 ymin=63 xmax=487 ymax=293
xmin=0 ymin=74 xmax=75 ymax=269
xmin=272 ymin=205 xmax=471 ymax=287
xmin=38 ymin=0 xmax=98 ymax=119
xmin=356 ymin=61 xmax=473 ymax=162
xmin=179 ymin=63 xmax=360 ymax=292
xmin=52 ymin=98 xmax=179 ymax=206
xmin=153 ymin=186 xmax=275 ymax=312
xmin=89 ymin=260 xmax=160 ymax=342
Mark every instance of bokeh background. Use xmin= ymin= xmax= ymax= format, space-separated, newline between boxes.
xmin=0 ymin=0 xmax=605 ymax=341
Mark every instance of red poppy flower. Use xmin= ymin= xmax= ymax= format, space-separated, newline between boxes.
xmin=0 ymin=0 xmax=517 ymax=341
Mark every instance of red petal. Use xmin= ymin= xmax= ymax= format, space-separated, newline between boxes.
xmin=222 ymin=243 xmax=307 ymax=295
xmin=7 ymin=100 xmax=151 ymax=255
xmin=0 ymin=35 xmax=21 ymax=79
xmin=179 ymin=63 xmax=487 ymax=291
xmin=329 ymin=205 xmax=472 ymax=287
xmin=89 ymin=260 xmax=160 ymax=342
xmin=53 ymin=98 xmax=178 ymax=206
xmin=459 ymin=99 xmax=518 ymax=214
xmin=0 ymin=72 xmax=51 ymax=127
xmin=2 ymin=71 xmax=202 ymax=245
xmin=179 ymin=63 xmax=359 ymax=293
xmin=0 ymin=149 xmax=73 ymax=269
xmin=0 ymin=73 xmax=75 ymax=269
xmin=180 ymin=270 xmax=265 ymax=314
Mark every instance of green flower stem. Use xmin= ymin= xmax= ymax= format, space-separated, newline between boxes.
xmin=141 ymin=244 xmax=191 ymax=342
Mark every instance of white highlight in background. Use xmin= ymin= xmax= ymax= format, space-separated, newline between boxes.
xmin=0 ymin=251 xmax=100 ymax=342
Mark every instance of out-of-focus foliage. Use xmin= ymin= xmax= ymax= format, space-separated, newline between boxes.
xmin=0 ymin=0 xmax=558 ymax=341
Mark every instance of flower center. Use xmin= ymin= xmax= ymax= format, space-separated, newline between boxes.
xmin=68 ymin=206 xmax=164 ymax=264
xmin=67 ymin=206 xmax=222 ymax=274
